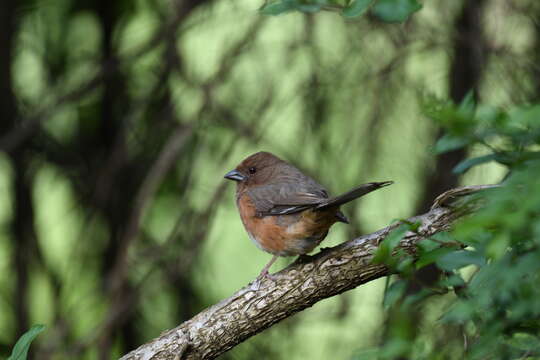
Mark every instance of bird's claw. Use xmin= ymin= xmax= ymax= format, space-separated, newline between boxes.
xmin=257 ymin=269 xmax=277 ymax=282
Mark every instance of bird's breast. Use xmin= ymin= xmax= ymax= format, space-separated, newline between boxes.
xmin=237 ymin=193 xmax=337 ymax=256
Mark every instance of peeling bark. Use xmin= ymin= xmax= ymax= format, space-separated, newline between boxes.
xmin=120 ymin=185 xmax=494 ymax=360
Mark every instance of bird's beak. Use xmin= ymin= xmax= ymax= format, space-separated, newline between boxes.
xmin=224 ymin=169 xmax=246 ymax=182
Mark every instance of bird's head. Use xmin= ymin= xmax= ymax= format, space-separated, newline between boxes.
xmin=224 ymin=151 xmax=284 ymax=189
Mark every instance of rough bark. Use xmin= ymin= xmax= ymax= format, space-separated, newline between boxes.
xmin=120 ymin=185 xmax=494 ymax=360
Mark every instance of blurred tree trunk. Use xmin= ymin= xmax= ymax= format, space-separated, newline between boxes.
xmin=419 ymin=0 xmax=488 ymax=212
xmin=0 ymin=0 xmax=37 ymax=341
xmin=383 ymin=0 xmax=489 ymax=356
xmin=93 ymin=0 xmax=132 ymax=356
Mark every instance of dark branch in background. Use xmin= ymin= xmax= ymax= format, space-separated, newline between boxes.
xmin=0 ymin=0 xmax=223 ymax=356
xmin=108 ymin=125 xmax=193 ymax=293
xmin=0 ymin=0 xmax=213 ymax=153
xmin=93 ymin=0 xmax=133 ymax=356
xmin=36 ymin=2 xmax=265 ymax=357
xmin=93 ymin=0 xmax=214 ymax=354
xmin=120 ymin=185 xmax=493 ymax=360
xmin=98 ymin=125 xmax=193 ymax=355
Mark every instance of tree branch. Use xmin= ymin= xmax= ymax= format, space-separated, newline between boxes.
xmin=120 ymin=185 xmax=496 ymax=360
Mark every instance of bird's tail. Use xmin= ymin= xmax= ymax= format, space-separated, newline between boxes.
xmin=316 ymin=181 xmax=393 ymax=211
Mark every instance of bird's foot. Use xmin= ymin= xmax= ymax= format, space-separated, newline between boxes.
xmin=254 ymin=255 xmax=279 ymax=286
xmin=257 ymin=268 xmax=277 ymax=282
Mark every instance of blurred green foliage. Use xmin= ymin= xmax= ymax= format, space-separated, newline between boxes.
xmin=363 ymin=99 xmax=540 ymax=359
xmin=1 ymin=0 xmax=538 ymax=359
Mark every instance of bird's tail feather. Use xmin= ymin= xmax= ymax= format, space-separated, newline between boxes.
xmin=316 ymin=181 xmax=393 ymax=211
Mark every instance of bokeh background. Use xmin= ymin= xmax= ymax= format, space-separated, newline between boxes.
xmin=0 ymin=0 xmax=537 ymax=358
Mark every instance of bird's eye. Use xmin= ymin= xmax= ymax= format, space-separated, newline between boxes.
xmin=248 ymin=167 xmax=257 ymax=174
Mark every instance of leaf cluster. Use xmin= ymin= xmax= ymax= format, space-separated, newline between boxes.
xmin=260 ymin=0 xmax=422 ymax=22
xmin=365 ymin=98 xmax=540 ymax=359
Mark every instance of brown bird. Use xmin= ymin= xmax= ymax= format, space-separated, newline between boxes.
xmin=224 ymin=151 xmax=392 ymax=280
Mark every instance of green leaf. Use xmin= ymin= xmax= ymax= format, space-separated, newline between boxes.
xmin=436 ymin=250 xmax=486 ymax=271
xmin=507 ymin=333 xmax=540 ymax=352
xmin=372 ymin=224 xmax=410 ymax=264
xmin=509 ymin=104 xmax=540 ymax=128
xmin=430 ymin=231 xmax=455 ymax=244
xmin=260 ymin=0 xmax=296 ymax=15
xmin=453 ymin=153 xmax=498 ymax=174
xmin=372 ymin=0 xmax=422 ymax=23
xmin=441 ymin=273 xmax=466 ymax=288
xmin=493 ymin=151 xmax=521 ymax=166
xmin=442 ymin=301 xmax=475 ymax=323
xmin=416 ymin=246 xmax=456 ymax=268
xmin=342 ymin=0 xmax=374 ymax=18
xmin=457 ymin=90 xmax=476 ymax=117
xmin=417 ymin=232 xmax=455 ymax=252
xmin=8 ymin=325 xmax=46 ymax=360
xmin=295 ymin=3 xmax=323 ymax=12
xmin=383 ymin=279 xmax=407 ymax=308
xmin=433 ymin=133 xmax=470 ymax=154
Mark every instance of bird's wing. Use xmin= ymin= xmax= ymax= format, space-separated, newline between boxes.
xmin=247 ymin=182 xmax=328 ymax=216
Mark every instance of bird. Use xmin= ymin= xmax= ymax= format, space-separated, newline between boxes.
xmin=224 ymin=151 xmax=393 ymax=280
